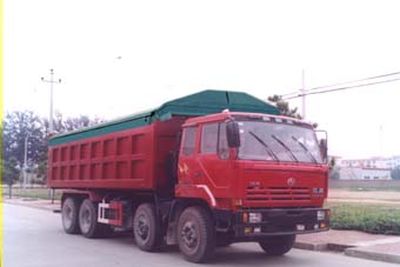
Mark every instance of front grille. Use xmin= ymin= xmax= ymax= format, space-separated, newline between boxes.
xmin=246 ymin=187 xmax=311 ymax=202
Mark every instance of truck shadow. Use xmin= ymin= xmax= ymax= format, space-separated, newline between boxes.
xmin=103 ymin=233 xmax=309 ymax=266
xmin=211 ymin=245 xmax=307 ymax=266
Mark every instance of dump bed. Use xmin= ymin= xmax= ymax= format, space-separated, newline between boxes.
xmin=47 ymin=90 xmax=279 ymax=192
xmin=48 ymin=117 xmax=185 ymax=192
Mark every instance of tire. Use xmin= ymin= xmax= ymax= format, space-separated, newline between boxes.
xmin=133 ymin=203 xmax=162 ymax=252
xmin=258 ymin=234 xmax=296 ymax=256
xmin=62 ymin=197 xmax=80 ymax=234
xmin=177 ymin=206 xmax=216 ymax=263
xmin=79 ymin=199 xmax=108 ymax=238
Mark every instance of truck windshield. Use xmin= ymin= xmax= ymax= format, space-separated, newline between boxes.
xmin=237 ymin=120 xmax=323 ymax=164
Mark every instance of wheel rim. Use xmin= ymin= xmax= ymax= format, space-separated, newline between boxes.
xmin=181 ymin=221 xmax=199 ymax=250
xmin=135 ymin=214 xmax=150 ymax=241
xmin=80 ymin=206 xmax=92 ymax=233
xmin=62 ymin=202 xmax=73 ymax=228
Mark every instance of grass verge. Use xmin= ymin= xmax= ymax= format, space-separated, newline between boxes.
xmin=327 ymin=202 xmax=400 ymax=235
xmin=1 ymin=187 xmax=61 ymax=201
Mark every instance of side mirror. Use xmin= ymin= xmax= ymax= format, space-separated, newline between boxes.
xmin=226 ymin=120 xmax=241 ymax=148
xmin=319 ymin=139 xmax=328 ymax=163
xmin=316 ymin=130 xmax=328 ymax=163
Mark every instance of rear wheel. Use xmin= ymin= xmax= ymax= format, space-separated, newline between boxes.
xmin=177 ymin=206 xmax=216 ymax=263
xmin=133 ymin=203 xmax=162 ymax=252
xmin=258 ymin=235 xmax=296 ymax=256
xmin=79 ymin=199 xmax=109 ymax=238
xmin=62 ymin=197 xmax=80 ymax=234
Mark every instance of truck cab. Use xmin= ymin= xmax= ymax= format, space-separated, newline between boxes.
xmin=174 ymin=111 xmax=329 ymax=255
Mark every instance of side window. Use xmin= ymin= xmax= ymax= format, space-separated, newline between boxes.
xmin=182 ymin=127 xmax=197 ymax=156
xmin=201 ymin=123 xmax=219 ymax=154
xmin=218 ymin=123 xmax=229 ymax=160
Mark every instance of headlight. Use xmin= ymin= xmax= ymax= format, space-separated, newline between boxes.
xmin=317 ymin=210 xmax=326 ymax=221
xmin=249 ymin=212 xmax=262 ymax=223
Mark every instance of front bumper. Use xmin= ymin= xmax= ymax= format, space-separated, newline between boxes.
xmin=214 ymin=207 xmax=330 ymax=241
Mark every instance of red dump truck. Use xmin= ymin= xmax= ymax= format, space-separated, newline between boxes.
xmin=48 ymin=90 xmax=330 ymax=262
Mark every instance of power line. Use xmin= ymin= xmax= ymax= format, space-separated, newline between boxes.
xmin=283 ymin=76 xmax=400 ymax=100
xmin=280 ymin=71 xmax=400 ymax=98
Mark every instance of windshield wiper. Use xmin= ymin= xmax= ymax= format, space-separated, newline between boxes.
xmin=291 ymin=136 xmax=317 ymax=163
xmin=249 ymin=131 xmax=279 ymax=161
xmin=271 ymin=135 xmax=299 ymax=162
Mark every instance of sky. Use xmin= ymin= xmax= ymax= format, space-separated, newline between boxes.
xmin=4 ymin=0 xmax=400 ymax=159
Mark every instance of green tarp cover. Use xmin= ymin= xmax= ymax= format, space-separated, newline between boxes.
xmin=49 ymin=90 xmax=279 ymax=146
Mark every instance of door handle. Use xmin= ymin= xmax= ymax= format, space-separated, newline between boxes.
xmin=193 ymin=171 xmax=203 ymax=178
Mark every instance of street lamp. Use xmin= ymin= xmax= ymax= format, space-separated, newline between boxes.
xmin=23 ymin=133 xmax=31 ymax=189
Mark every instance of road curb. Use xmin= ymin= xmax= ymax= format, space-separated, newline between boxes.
xmin=345 ymin=247 xmax=400 ymax=264
xmin=295 ymin=240 xmax=400 ymax=265
xmin=294 ymin=241 xmax=328 ymax=251
xmin=295 ymin=241 xmax=354 ymax=252
xmin=327 ymin=243 xmax=354 ymax=252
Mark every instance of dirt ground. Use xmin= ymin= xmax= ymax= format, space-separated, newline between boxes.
xmin=328 ymin=189 xmax=400 ymax=205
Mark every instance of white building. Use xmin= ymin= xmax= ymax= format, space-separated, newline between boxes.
xmin=361 ymin=168 xmax=391 ymax=180
xmin=340 ymin=155 xmax=400 ymax=170
xmin=387 ymin=156 xmax=400 ymax=169
xmin=339 ymin=167 xmax=391 ymax=180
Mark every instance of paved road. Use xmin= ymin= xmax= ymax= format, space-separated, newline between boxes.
xmin=3 ymin=204 xmax=398 ymax=267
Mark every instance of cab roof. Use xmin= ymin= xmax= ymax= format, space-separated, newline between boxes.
xmin=183 ymin=111 xmax=313 ymax=128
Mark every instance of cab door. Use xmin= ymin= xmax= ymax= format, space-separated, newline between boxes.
xmin=177 ymin=126 xmax=201 ymax=186
xmin=197 ymin=122 xmax=232 ymax=194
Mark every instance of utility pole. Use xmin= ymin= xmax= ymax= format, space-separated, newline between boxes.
xmin=301 ymin=69 xmax=306 ymax=120
xmin=41 ymin=69 xmax=61 ymax=134
xmin=41 ymin=69 xmax=61 ymax=203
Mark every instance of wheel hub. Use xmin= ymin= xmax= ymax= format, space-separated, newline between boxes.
xmin=80 ymin=208 xmax=91 ymax=232
xmin=181 ymin=221 xmax=198 ymax=249
xmin=136 ymin=215 xmax=149 ymax=240
xmin=63 ymin=205 xmax=72 ymax=227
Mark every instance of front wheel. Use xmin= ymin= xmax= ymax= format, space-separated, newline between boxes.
xmin=177 ymin=206 xmax=216 ymax=263
xmin=259 ymin=234 xmax=296 ymax=256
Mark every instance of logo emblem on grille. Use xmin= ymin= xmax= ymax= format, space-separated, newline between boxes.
xmin=287 ymin=177 xmax=296 ymax=186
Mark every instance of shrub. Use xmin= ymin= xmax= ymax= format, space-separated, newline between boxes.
xmin=328 ymin=203 xmax=400 ymax=235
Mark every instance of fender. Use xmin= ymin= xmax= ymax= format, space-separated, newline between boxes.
xmin=175 ymin=184 xmax=217 ymax=207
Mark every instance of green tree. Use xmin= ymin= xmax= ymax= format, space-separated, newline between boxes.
xmin=268 ymin=94 xmax=319 ymax=128
xmin=41 ymin=112 xmax=104 ymax=134
xmin=3 ymin=111 xmax=47 ymax=171
xmin=391 ymin=166 xmax=400 ymax=180
xmin=2 ymin=157 xmax=21 ymax=198
xmin=37 ymin=113 xmax=104 ymax=183
xmin=268 ymin=95 xmax=302 ymax=119
xmin=3 ymin=110 xmax=104 ymax=185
